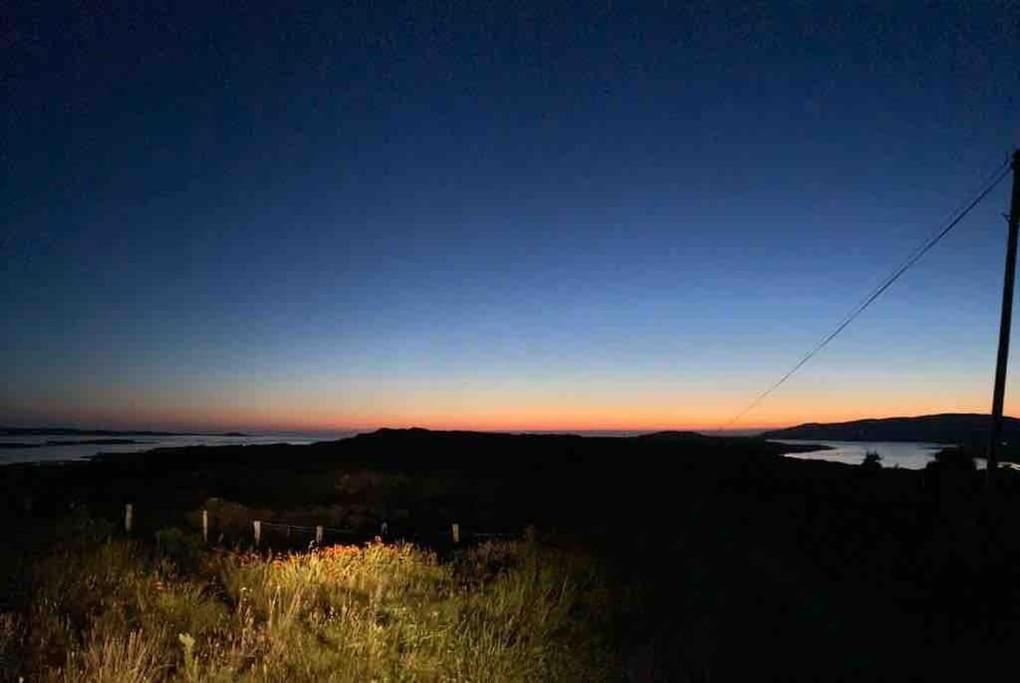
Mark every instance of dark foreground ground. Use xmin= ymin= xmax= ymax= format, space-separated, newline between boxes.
xmin=3 ymin=429 xmax=1020 ymax=680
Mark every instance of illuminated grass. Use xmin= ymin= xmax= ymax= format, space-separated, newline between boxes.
xmin=3 ymin=530 xmax=616 ymax=681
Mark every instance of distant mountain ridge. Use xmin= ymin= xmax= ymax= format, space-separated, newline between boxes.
xmin=760 ymin=413 xmax=1020 ymax=445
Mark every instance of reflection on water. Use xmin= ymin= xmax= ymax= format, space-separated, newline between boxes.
xmin=0 ymin=433 xmax=361 ymax=465
xmin=773 ymin=440 xmax=949 ymax=470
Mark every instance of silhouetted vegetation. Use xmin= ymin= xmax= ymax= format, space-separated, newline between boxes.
xmin=933 ymin=446 xmax=977 ymax=471
xmin=861 ymin=449 xmax=883 ymax=471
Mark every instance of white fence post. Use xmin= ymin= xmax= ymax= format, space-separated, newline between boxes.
xmin=451 ymin=522 xmax=460 ymax=544
xmin=253 ymin=520 xmax=261 ymax=547
xmin=202 ymin=510 xmax=209 ymax=544
xmin=315 ymin=525 xmax=323 ymax=545
xmin=124 ymin=504 xmax=133 ymax=533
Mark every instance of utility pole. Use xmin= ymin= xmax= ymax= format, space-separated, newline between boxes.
xmin=987 ymin=149 xmax=1020 ymax=483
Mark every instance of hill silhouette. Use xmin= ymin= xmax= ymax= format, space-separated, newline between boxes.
xmin=761 ymin=412 xmax=1020 ymax=445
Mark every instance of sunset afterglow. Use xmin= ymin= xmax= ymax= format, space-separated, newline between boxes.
xmin=3 ymin=2 xmax=1017 ymax=435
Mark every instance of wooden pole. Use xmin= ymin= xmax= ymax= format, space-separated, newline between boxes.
xmin=315 ymin=525 xmax=323 ymax=545
xmin=202 ymin=510 xmax=209 ymax=544
xmin=451 ymin=522 xmax=460 ymax=544
xmin=124 ymin=503 xmax=133 ymax=533
xmin=253 ymin=520 xmax=261 ymax=547
xmin=988 ymin=150 xmax=1020 ymax=484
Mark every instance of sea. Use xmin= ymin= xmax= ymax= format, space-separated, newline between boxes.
xmin=0 ymin=432 xmax=359 ymax=465
xmin=1 ymin=430 xmax=951 ymax=470
xmin=773 ymin=439 xmax=950 ymax=469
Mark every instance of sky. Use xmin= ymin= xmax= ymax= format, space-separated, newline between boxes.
xmin=3 ymin=1 xmax=1019 ymax=433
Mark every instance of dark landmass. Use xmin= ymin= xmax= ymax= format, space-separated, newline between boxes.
xmin=643 ymin=430 xmax=833 ymax=451
xmin=761 ymin=412 xmax=1020 ymax=447
xmin=0 ymin=439 xmax=144 ymax=449
xmin=5 ymin=427 xmax=1020 ymax=679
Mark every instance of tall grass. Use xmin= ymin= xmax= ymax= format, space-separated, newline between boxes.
xmin=2 ymin=527 xmax=616 ymax=681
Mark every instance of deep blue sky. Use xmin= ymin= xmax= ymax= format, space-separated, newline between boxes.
xmin=3 ymin=1 xmax=1018 ymax=431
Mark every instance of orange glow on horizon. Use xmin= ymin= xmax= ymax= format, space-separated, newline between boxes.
xmin=16 ymin=383 xmax=1006 ymax=434
xmin=113 ymin=403 xmax=999 ymax=435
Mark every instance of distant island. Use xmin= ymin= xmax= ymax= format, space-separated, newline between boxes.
xmin=760 ymin=412 xmax=1019 ymax=446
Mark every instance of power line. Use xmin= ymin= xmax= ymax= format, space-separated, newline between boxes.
xmin=718 ymin=157 xmax=1013 ymax=432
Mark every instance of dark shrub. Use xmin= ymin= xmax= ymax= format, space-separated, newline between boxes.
xmin=860 ymin=450 xmax=882 ymax=472
xmin=933 ymin=447 xmax=976 ymax=472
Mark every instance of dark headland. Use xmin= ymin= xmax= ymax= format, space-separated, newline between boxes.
xmin=761 ymin=412 xmax=1020 ymax=448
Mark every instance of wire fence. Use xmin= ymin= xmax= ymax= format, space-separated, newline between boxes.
xmin=120 ymin=503 xmax=520 ymax=551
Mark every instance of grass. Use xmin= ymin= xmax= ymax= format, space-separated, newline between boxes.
xmin=1 ymin=519 xmax=617 ymax=681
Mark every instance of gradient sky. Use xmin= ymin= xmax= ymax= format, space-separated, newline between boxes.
xmin=3 ymin=1 xmax=1019 ymax=432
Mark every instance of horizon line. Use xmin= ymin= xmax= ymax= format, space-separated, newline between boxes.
xmin=1 ymin=410 xmax=1009 ymax=437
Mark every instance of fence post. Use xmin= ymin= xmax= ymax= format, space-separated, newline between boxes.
xmin=202 ymin=510 xmax=209 ymax=544
xmin=124 ymin=504 xmax=133 ymax=533
xmin=451 ymin=522 xmax=460 ymax=544
xmin=315 ymin=525 xmax=323 ymax=545
xmin=253 ymin=520 xmax=261 ymax=547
